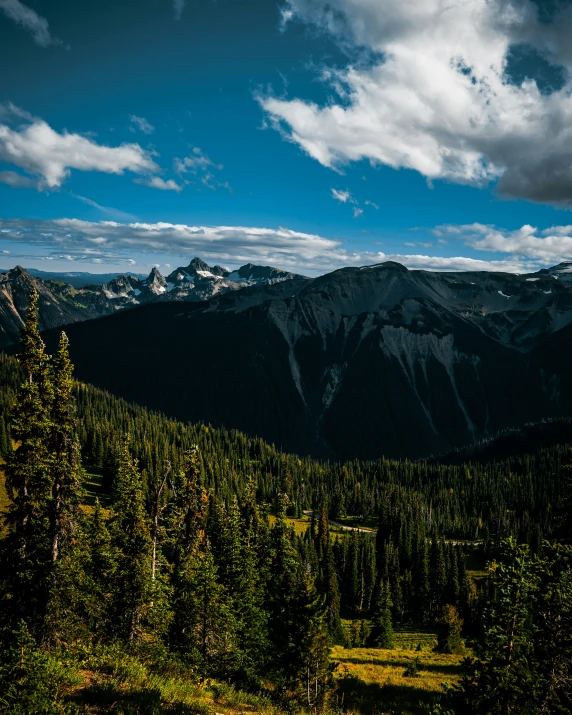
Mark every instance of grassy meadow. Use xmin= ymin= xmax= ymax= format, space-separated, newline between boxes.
xmin=332 ymin=626 xmax=465 ymax=715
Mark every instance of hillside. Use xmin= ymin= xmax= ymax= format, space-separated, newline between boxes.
xmin=37 ymin=260 xmax=572 ymax=460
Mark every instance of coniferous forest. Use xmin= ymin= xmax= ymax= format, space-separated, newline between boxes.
xmin=0 ymin=292 xmax=570 ymax=714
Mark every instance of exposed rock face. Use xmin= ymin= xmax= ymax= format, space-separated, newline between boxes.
xmin=0 ymin=259 xmax=309 ymax=348
xmin=38 ymin=260 xmax=572 ymax=461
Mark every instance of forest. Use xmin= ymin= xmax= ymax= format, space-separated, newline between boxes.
xmin=0 ymin=291 xmax=570 ymax=714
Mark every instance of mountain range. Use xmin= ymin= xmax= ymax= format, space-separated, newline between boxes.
xmin=27 ymin=258 xmax=572 ymax=462
xmin=0 ymin=258 xmax=307 ymax=348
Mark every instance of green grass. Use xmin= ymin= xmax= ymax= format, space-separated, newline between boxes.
xmin=61 ymin=645 xmax=281 ymax=714
xmin=81 ymin=467 xmax=112 ymax=514
xmin=332 ymin=626 xmax=466 ymax=715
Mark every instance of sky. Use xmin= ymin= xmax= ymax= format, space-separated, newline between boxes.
xmin=3 ymin=0 xmax=572 ymax=275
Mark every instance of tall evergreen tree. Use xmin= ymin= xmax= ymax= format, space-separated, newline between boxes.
xmin=368 ymin=580 xmax=394 ymax=649
xmin=2 ymin=290 xmax=54 ymax=632
xmin=48 ymin=332 xmax=81 ymax=565
xmin=110 ymin=439 xmax=157 ymax=642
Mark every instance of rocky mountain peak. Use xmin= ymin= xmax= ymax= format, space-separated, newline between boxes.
xmin=188 ymin=257 xmax=211 ymax=273
xmin=9 ymin=265 xmax=31 ymax=279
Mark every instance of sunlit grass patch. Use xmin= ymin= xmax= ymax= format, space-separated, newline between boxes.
xmin=332 ymin=630 xmax=465 ymax=715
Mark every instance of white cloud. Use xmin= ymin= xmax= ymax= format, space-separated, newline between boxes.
xmin=0 ymin=104 xmax=159 ymax=189
xmin=174 ymin=147 xmax=230 ymax=191
xmin=331 ymin=188 xmax=353 ymax=203
xmin=173 ymin=0 xmax=186 ymax=21
xmin=129 ymin=115 xmax=155 ymax=135
xmin=135 ymin=177 xmax=183 ymax=192
xmin=0 ymin=0 xmax=60 ymax=47
xmin=0 ymin=217 xmax=538 ymax=275
xmin=262 ymin=0 xmax=572 ymax=205
xmin=353 ymin=207 xmax=363 ymax=218
xmin=437 ymin=222 xmax=572 ymax=263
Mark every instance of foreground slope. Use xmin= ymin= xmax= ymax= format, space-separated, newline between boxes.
xmin=37 ymin=260 xmax=572 ymax=460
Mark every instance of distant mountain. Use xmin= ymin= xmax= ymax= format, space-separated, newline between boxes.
xmin=38 ymin=260 xmax=572 ymax=461
xmin=0 ymin=259 xmax=308 ymax=348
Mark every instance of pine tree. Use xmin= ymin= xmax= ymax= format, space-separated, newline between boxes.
xmin=296 ymin=574 xmax=334 ymax=713
xmin=85 ymin=499 xmax=115 ymax=637
xmin=2 ymin=290 xmax=54 ymax=632
xmin=110 ymin=438 xmax=156 ymax=642
xmin=48 ymin=332 xmax=82 ymax=565
xmin=368 ymin=580 xmax=394 ymax=649
xmin=452 ymin=539 xmax=541 ymax=714
xmin=170 ymin=450 xmax=237 ymax=674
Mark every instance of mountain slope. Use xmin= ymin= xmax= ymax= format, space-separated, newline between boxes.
xmin=0 ymin=259 xmax=308 ymax=348
xmin=37 ymin=260 xmax=572 ymax=460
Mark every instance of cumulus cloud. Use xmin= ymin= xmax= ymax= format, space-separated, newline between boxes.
xmin=262 ymin=0 xmax=572 ymax=205
xmin=0 ymin=0 xmax=60 ymax=47
xmin=0 ymin=217 xmax=537 ymax=275
xmin=135 ymin=177 xmax=183 ymax=192
xmin=0 ymin=104 xmax=167 ymax=190
xmin=129 ymin=115 xmax=155 ymax=135
xmin=437 ymin=223 xmax=572 ymax=263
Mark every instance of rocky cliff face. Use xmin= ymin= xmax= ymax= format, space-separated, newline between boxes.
xmin=37 ymin=260 xmax=572 ymax=461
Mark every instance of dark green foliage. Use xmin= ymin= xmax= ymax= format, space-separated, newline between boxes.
xmin=368 ymin=581 xmax=394 ymax=649
xmin=449 ymin=539 xmax=572 ymax=714
xmin=403 ymin=656 xmax=421 ymax=678
xmin=111 ymin=439 xmax=168 ymax=643
xmin=0 ymin=620 xmax=75 ymax=714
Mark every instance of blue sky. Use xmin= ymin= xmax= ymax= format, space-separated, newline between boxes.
xmin=3 ymin=0 xmax=572 ymax=275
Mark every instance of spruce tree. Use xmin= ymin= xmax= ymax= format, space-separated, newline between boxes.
xmin=48 ymin=332 xmax=82 ymax=565
xmin=2 ymin=290 xmax=54 ymax=632
xmin=368 ymin=580 xmax=394 ymax=648
xmin=296 ymin=574 xmax=334 ymax=712
xmin=110 ymin=439 xmax=157 ymax=642
xmin=170 ymin=449 xmax=237 ymax=674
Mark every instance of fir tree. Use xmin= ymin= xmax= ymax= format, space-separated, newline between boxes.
xmin=2 ymin=290 xmax=54 ymax=632
xmin=110 ymin=439 xmax=157 ymax=642
xmin=368 ymin=580 xmax=394 ymax=649
xmin=48 ymin=332 xmax=82 ymax=565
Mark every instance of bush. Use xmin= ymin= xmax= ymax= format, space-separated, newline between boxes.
xmin=403 ymin=656 xmax=421 ymax=678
